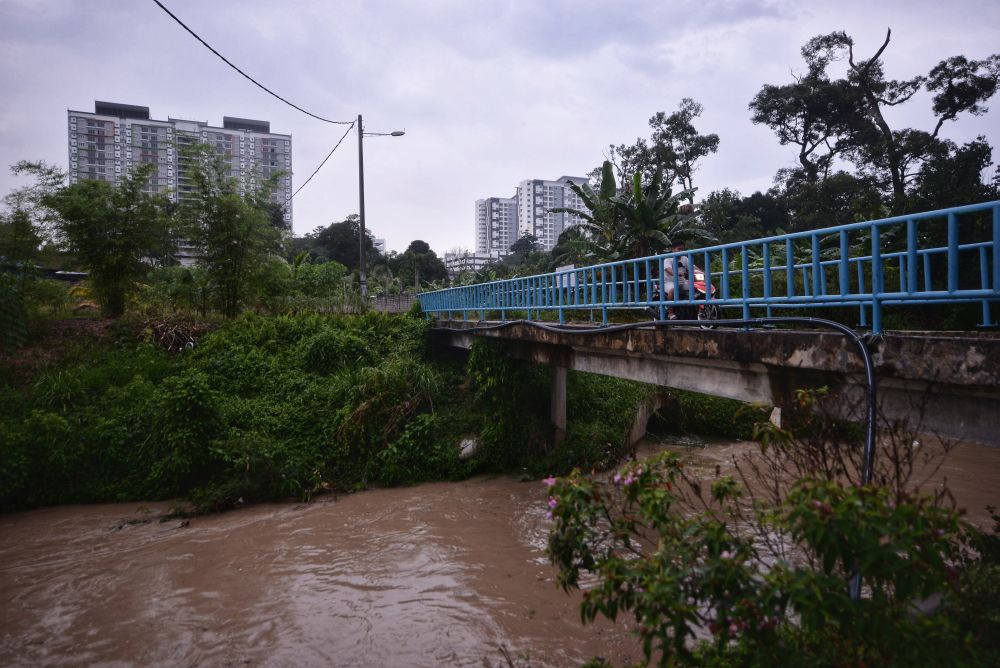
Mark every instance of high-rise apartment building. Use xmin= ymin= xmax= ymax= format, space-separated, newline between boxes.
xmin=516 ymin=176 xmax=588 ymax=251
xmin=67 ymin=101 xmax=293 ymax=228
xmin=475 ymin=175 xmax=589 ymax=255
xmin=475 ymin=195 xmax=519 ymax=254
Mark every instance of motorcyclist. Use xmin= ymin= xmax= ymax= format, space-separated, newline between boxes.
xmin=664 ymin=240 xmax=697 ymax=320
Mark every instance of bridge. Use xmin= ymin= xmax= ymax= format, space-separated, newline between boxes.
xmin=419 ymin=201 xmax=1000 ymax=447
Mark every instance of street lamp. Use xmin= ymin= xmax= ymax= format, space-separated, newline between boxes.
xmin=357 ymin=114 xmax=405 ymax=299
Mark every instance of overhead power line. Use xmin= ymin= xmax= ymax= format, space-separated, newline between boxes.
xmin=286 ymin=122 xmax=355 ymax=203
xmin=150 ymin=0 xmax=352 ymax=125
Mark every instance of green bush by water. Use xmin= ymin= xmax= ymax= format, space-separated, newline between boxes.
xmin=1 ymin=313 xmax=654 ymax=511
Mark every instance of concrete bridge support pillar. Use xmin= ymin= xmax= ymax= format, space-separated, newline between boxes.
xmin=551 ymin=366 xmax=567 ymax=445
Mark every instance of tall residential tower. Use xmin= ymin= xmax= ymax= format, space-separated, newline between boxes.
xmin=475 ymin=175 xmax=588 ymax=255
xmin=67 ymin=101 xmax=293 ymax=228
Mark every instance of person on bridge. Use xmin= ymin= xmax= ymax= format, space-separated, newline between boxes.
xmin=664 ymin=240 xmax=696 ymax=320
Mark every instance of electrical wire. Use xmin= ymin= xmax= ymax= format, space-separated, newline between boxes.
xmin=150 ymin=0 xmax=352 ymax=125
xmin=285 ymin=122 xmax=355 ymax=203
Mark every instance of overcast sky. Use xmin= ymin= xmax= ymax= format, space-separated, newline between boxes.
xmin=1 ymin=0 xmax=998 ymax=255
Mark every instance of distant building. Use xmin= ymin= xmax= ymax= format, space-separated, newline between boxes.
xmin=373 ymin=238 xmax=387 ymax=255
xmin=475 ymin=175 xmax=588 ymax=255
xmin=516 ymin=176 xmax=588 ymax=251
xmin=67 ymin=101 xmax=293 ymax=229
xmin=444 ymin=249 xmax=503 ymax=278
xmin=475 ymin=195 xmax=519 ymax=255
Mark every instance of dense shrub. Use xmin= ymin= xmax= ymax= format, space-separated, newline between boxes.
xmin=1 ymin=312 xmax=662 ymax=512
xmin=548 ymin=454 xmax=998 ymax=667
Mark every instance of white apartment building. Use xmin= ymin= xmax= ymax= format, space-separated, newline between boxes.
xmin=475 ymin=195 xmax=519 ymax=254
xmin=516 ymin=176 xmax=588 ymax=251
xmin=67 ymin=101 xmax=293 ymax=228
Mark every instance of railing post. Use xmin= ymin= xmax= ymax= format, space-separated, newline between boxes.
xmin=741 ymin=245 xmax=750 ymax=320
xmin=948 ymin=212 xmax=959 ymax=294
xmin=856 ymin=260 xmax=867 ymax=327
xmin=600 ymin=267 xmax=608 ymax=326
xmin=839 ymin=230 xmax=850 ymax=296
xmin=872 ymin=225 xmax=883 ymax=333
xmin=993 ymin=205 xmax=1000 ymax=294
xmin=906 ymin=218 xmax=917 ymax=294
xmin=811 ymin=234 xmax=822 ymax=297
xmin=658 ymin=257 xmax=666 ymax=320
xmin=981 ymin=246 xmax=995 ymax=327
xmin=763 ymin=241 xmax=772 ymax=318
xmin=786 ymin=239 xmax=794 ymax=299
xmin=722 ymin=247 xmax=731 ymax=301
xmin=557 ymin=271 xmax=565 ymax=324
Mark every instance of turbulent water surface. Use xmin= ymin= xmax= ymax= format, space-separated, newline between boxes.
xmin=1 ymin=437 xmax=997 ymax=667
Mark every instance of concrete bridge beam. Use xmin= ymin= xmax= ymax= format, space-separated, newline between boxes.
xmin=431 ymin=322 xmax=1000 ymax=447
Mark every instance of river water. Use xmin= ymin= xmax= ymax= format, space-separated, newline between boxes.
xmin=1 ymin=438 xmax=997 ymax=667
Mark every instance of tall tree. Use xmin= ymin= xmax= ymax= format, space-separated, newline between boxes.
xmin=835 ymin=29 xmax=997 ymax=212
xmin=603 ymin=99 xmax=720 ymax=198
xmin=749 ymin=43 xmax=863 ymax=184
xmin=648 ymin=98 xmax=721 ymax=202
xmin=16 ymin=161 xmax=172 ymax=317
xmin=314 ymin=215 xmax=382 ymax=271
xmin=181 ymin=146 xmax=281 ymax=318
xmin=389 ymin=239 xmax=447 ymax=290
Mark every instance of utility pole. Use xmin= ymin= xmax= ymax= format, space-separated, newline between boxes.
xmin=357 ymin=113 xmax=367 ymax=299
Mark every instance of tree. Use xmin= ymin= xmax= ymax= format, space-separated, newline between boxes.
xmin=700 ymin=188 xmax=790 ymax=243
xmin=314 ymin=215 xmax=383 ymax=271
xmin=604 ymin=99 xmax=720 ymax=199
xmin=833 ymin=29 xmax=997 ymax=212
xmin=181 ymin=146 xmax=282 ymax=318
xmin=509 ymin=233 xmax=541 ymax=256
xmin=648 ymin=98 xmax=721 ymax=202
xmin=749 ymin=44 xmax=863 ymax=184
xmin=0 ymin=209 xmax=44 ymax=285
xmin=909 ymin=136 xmax=997 ymax=212
xmin=391 ymin=239 xmax=447 ymax=291
xmin=553 ymin=161 xmax=624 ymax=260
xmin=610 ymin=169 xmax=708 ymax=259
xmin=17 ymin=161 xmax=173 ymax=317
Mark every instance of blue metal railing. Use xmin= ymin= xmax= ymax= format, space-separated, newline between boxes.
xmin=419 ymin=201 xmax=1000 ymax=333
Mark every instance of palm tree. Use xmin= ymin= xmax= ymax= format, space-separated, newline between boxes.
xmin=551 ymin=161 xmax=624 ymax=261
xmin=610 ymin=167 xmax=711 ymax=258
xmin=555 ymin=162 xmax=714 ymax=262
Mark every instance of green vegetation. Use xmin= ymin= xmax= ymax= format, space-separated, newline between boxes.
xmin=0 ymin=314 xmax=654 ymax=513
xmin=547 ymin=428 xmax=1000 ymax=667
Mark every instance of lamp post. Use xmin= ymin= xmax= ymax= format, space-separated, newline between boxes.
xmin=357 ymin=114 xmax=405 ymax=299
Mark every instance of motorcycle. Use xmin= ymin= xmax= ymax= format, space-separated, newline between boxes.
xmin=649 ymin=267 xmax=719 ymax=327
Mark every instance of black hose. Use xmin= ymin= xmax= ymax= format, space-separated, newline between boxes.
xmin=435 ymin=315 xmax=878 ymax=600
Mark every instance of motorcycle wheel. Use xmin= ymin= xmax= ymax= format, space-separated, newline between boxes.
xmin=698 ymin=303 xmax=719 ymax=329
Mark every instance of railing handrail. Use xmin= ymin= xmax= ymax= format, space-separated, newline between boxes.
xmin=419 ymin=200 xmax=1000 ymax=332
xmin=423 ymin=200 xmax=1000 ymax=296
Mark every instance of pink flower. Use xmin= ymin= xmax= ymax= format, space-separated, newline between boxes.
xmin=548 ymin=497 xmax=558 ymax=509
xmin=543 ymin=476 xmax=557 ymax=487
xmin=612 ymin=473 xmax=623 ymax=485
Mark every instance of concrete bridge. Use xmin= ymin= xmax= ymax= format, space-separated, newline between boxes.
xmin=431 ymin=320 xmax=999 ymax=447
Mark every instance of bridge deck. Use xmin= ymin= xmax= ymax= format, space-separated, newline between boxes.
xmin=432 ymin=320 xmax=999 ymax=446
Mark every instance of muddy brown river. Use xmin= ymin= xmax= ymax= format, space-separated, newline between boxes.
xmin=1 ymin=438 xmax=997 ymax=667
